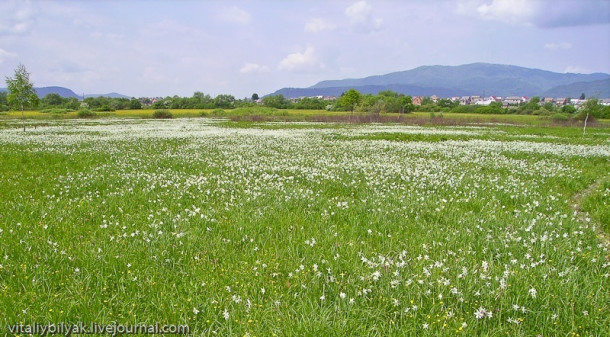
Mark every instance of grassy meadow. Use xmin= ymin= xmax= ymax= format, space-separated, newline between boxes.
xmin=0 ymin=117 xmax=608 ymax=336
xmin=4 ymin=108 xmax=608 ymax=126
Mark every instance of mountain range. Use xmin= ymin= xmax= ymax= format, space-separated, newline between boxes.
xmin=269 ymin=63 xmax=610 ymax=98
xmin=0 ymin=86 xmax=130 ymax=99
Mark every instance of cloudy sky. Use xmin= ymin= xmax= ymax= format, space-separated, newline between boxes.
xmin=1 ymin=0 xmax=609 ymax=98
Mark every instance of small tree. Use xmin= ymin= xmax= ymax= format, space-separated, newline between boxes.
xmin=341 ymin=89 xmax=362 ymax=114
xmin=401 ymin=96 xmax=414 ymax=114
xmin=5 ymin=64 xmax=39 ymax=131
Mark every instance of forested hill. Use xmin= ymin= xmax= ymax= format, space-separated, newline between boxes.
xmin=269 ymin=63 xmax=610 ymax=98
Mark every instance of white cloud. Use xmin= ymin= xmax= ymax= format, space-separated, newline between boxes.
xmin=346 ymin=1 xmax=372 ymax=23
xmin=461 ymin=0 xmax=609 ymax=28
xmin=476 ymin=0 xmax=537 ymax=24
xmin=240 ymin=63 xmax=270 ymax=74
xmin=278 ymin=47 xmax=322 ymax=71
xmin=345 ymin=1 xmax=382 ymax=33
xmin=218 ymin=6 xmax=251 ymax=25
xmin=304 ymin=18 xmax=336 ymax=33
xmin=0 ymin=48 xmax=17 ymax=64
xmin=564 ymin=66 xmax=590 ymax=74
xmin=0 ymin=0 xmax=35 ymax=35
xmin=544 ymin=42 xmax=572 ymax=50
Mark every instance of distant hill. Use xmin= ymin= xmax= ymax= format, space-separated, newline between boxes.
xmin=274 ymin=84 xmax=471 ymax=98
xmin=0 ymin=86 xmax=130 ymax=99
xmin=269 ymin=63 xmax=610 ymax=98
xmin=35 ymin=86 xmax=81 ymax=98
xmin=85 ymin=92 xmax=131 ymax=99
xmin=1 ymin=86 xmax=80 ymax=98
xmin=540 ymin=79 xmax=610 ymax=98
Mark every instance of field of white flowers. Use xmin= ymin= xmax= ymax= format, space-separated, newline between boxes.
xmin=0 ymin=118 xmax=608 ymax=336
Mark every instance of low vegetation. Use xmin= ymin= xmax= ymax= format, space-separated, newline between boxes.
xmin=152 ymin=109 xmax=174 ymax=119
xmin=0 ymin=118 xmax=608 ymax=336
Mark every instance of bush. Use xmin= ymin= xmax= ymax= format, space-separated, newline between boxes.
xmin=573 ymin=110 xmax=596 ymax=122
xmin=77 ymin=109 xmax=97 ymax=118
xmin=41 ymin=108 xmax=73 ymax=114
xmin=210 ymin=108 xmax=226 ymax=116
xmin=152 ymin=109 xmax=173 ymax=119
xmin=232 ymin=107 xmax=287 ymax=116
xmin=550 ymin=113 xmax=570 ymax=121
xmin=96 ymin=104 xmax=115 ymax=112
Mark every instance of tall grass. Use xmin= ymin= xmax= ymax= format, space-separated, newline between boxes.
xmin=0 ymin=118 xmax=608 ymax=336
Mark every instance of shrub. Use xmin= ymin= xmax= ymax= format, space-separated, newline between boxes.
xmin=550 ymin=113 xmax=570 ymax=121
xmin=210 ymin=108 xmax=226 ymax=116
xmin=232 ymin=107 xmax=286 ymax=116
xmin=41 ymin=108 xmax=73 ymax=114
xmin=77 ymin=109 xmax=96 ymax=118
xmin=152 ymin=109 xmax=173 ymax=119
xmin=96 ymin=104 xmax=115 ymax=112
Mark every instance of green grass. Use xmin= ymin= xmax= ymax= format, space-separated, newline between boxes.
xmin=0 ymin=118 xmax=609 ymax=336
xmin=3 ymin=108 xmax=609 ymax=128
xmin=581 ymin=179 xmax=610 ymax=233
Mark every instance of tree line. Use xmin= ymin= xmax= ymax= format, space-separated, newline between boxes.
xmin=2 ymin=63 xmax=608 ymax=119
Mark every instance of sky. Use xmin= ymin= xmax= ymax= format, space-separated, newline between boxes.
xmin=1 ymin=0 xmax=609 ymax=98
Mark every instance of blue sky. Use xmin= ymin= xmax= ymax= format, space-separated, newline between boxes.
xmin=1 ymin=0 xmax=609 ymax=98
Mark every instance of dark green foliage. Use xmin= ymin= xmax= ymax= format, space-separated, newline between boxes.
xmin=262 ymin=94 xmax=290 ymax=109
xmin=562 ymin=105 xmax=577 ymax=114
xmin=0 ymin=91 xmax=8 ymax=111
xmin=40 ymin=108 xmax=73 ymax=114
xmin=77 ymin=109 xmax=96 ymax=118
xmin=152 ymin=109 xmax=174 ymax=119
xmin=210 ymin=108 xmax=226 ymax=116
xmin=41 ymin=93 xmax=64 ymax=107
xmin=5 ymin=64 xmax=39 ymax=112
xmin=550 ymin=113 xmax=570 ymax=121
xmin=339 ymin=89 xmax=362 ymax=112
xmin=129 ymin=98 xmax=142 ymax=109
xmin=96 ymin=104 xmax=115 ymax=112
xmin=293 ymin=97 xmax=326 ymax=110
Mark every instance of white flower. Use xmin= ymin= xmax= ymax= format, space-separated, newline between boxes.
xmin=528 ymin=287 xmax=537 ymax=299
xmin=193 ymin=307 xmax=199 ymax=315
xmin=340 ymin=292 xmax=346 ymax=299
xmin=474 ymin=307 xmax=493 ymax=319
xmin=222 ymin=308 xmax=229 ymax=321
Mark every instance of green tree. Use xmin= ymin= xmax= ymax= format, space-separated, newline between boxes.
xmin=401 ymin=96 xmax=414 ymax=113
xmin=581 ymin=98 xmax=602 ymax=118
xmin=341 ymin=89 xmax=362 ymax=113
xmin=542 ymin=102 xmax=555 ymax=112
xmin=261 ymin=94 xmax=290 ymax=109
xmin=421 ymin=96 xmax=433 ymax=105
xmin=579 ymin=93 xmax=585 ymax=100
xmin=41 ymin=93 xmax=64 ymax=107
xmin=65 ymin=97 xmax=80 ymax=110
xmin=214 ymin=94 xmax=236 ymax=109
xmin=130 ymin=98 xmax=142 ymax=109
xmin=527 ymin=96 xmax=541 ymax=111
xmin=5 ymin=64 xmax=39 ymax=131
xmin=0 ymin=91 xmax=8 ymax=111
xmin=251 ymin=93 xmax=259 ymax=101
xmin=437 ymin=98 xmax=457 ymax=109
xmin=562 ymin=105 xmax=576 ymax=114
